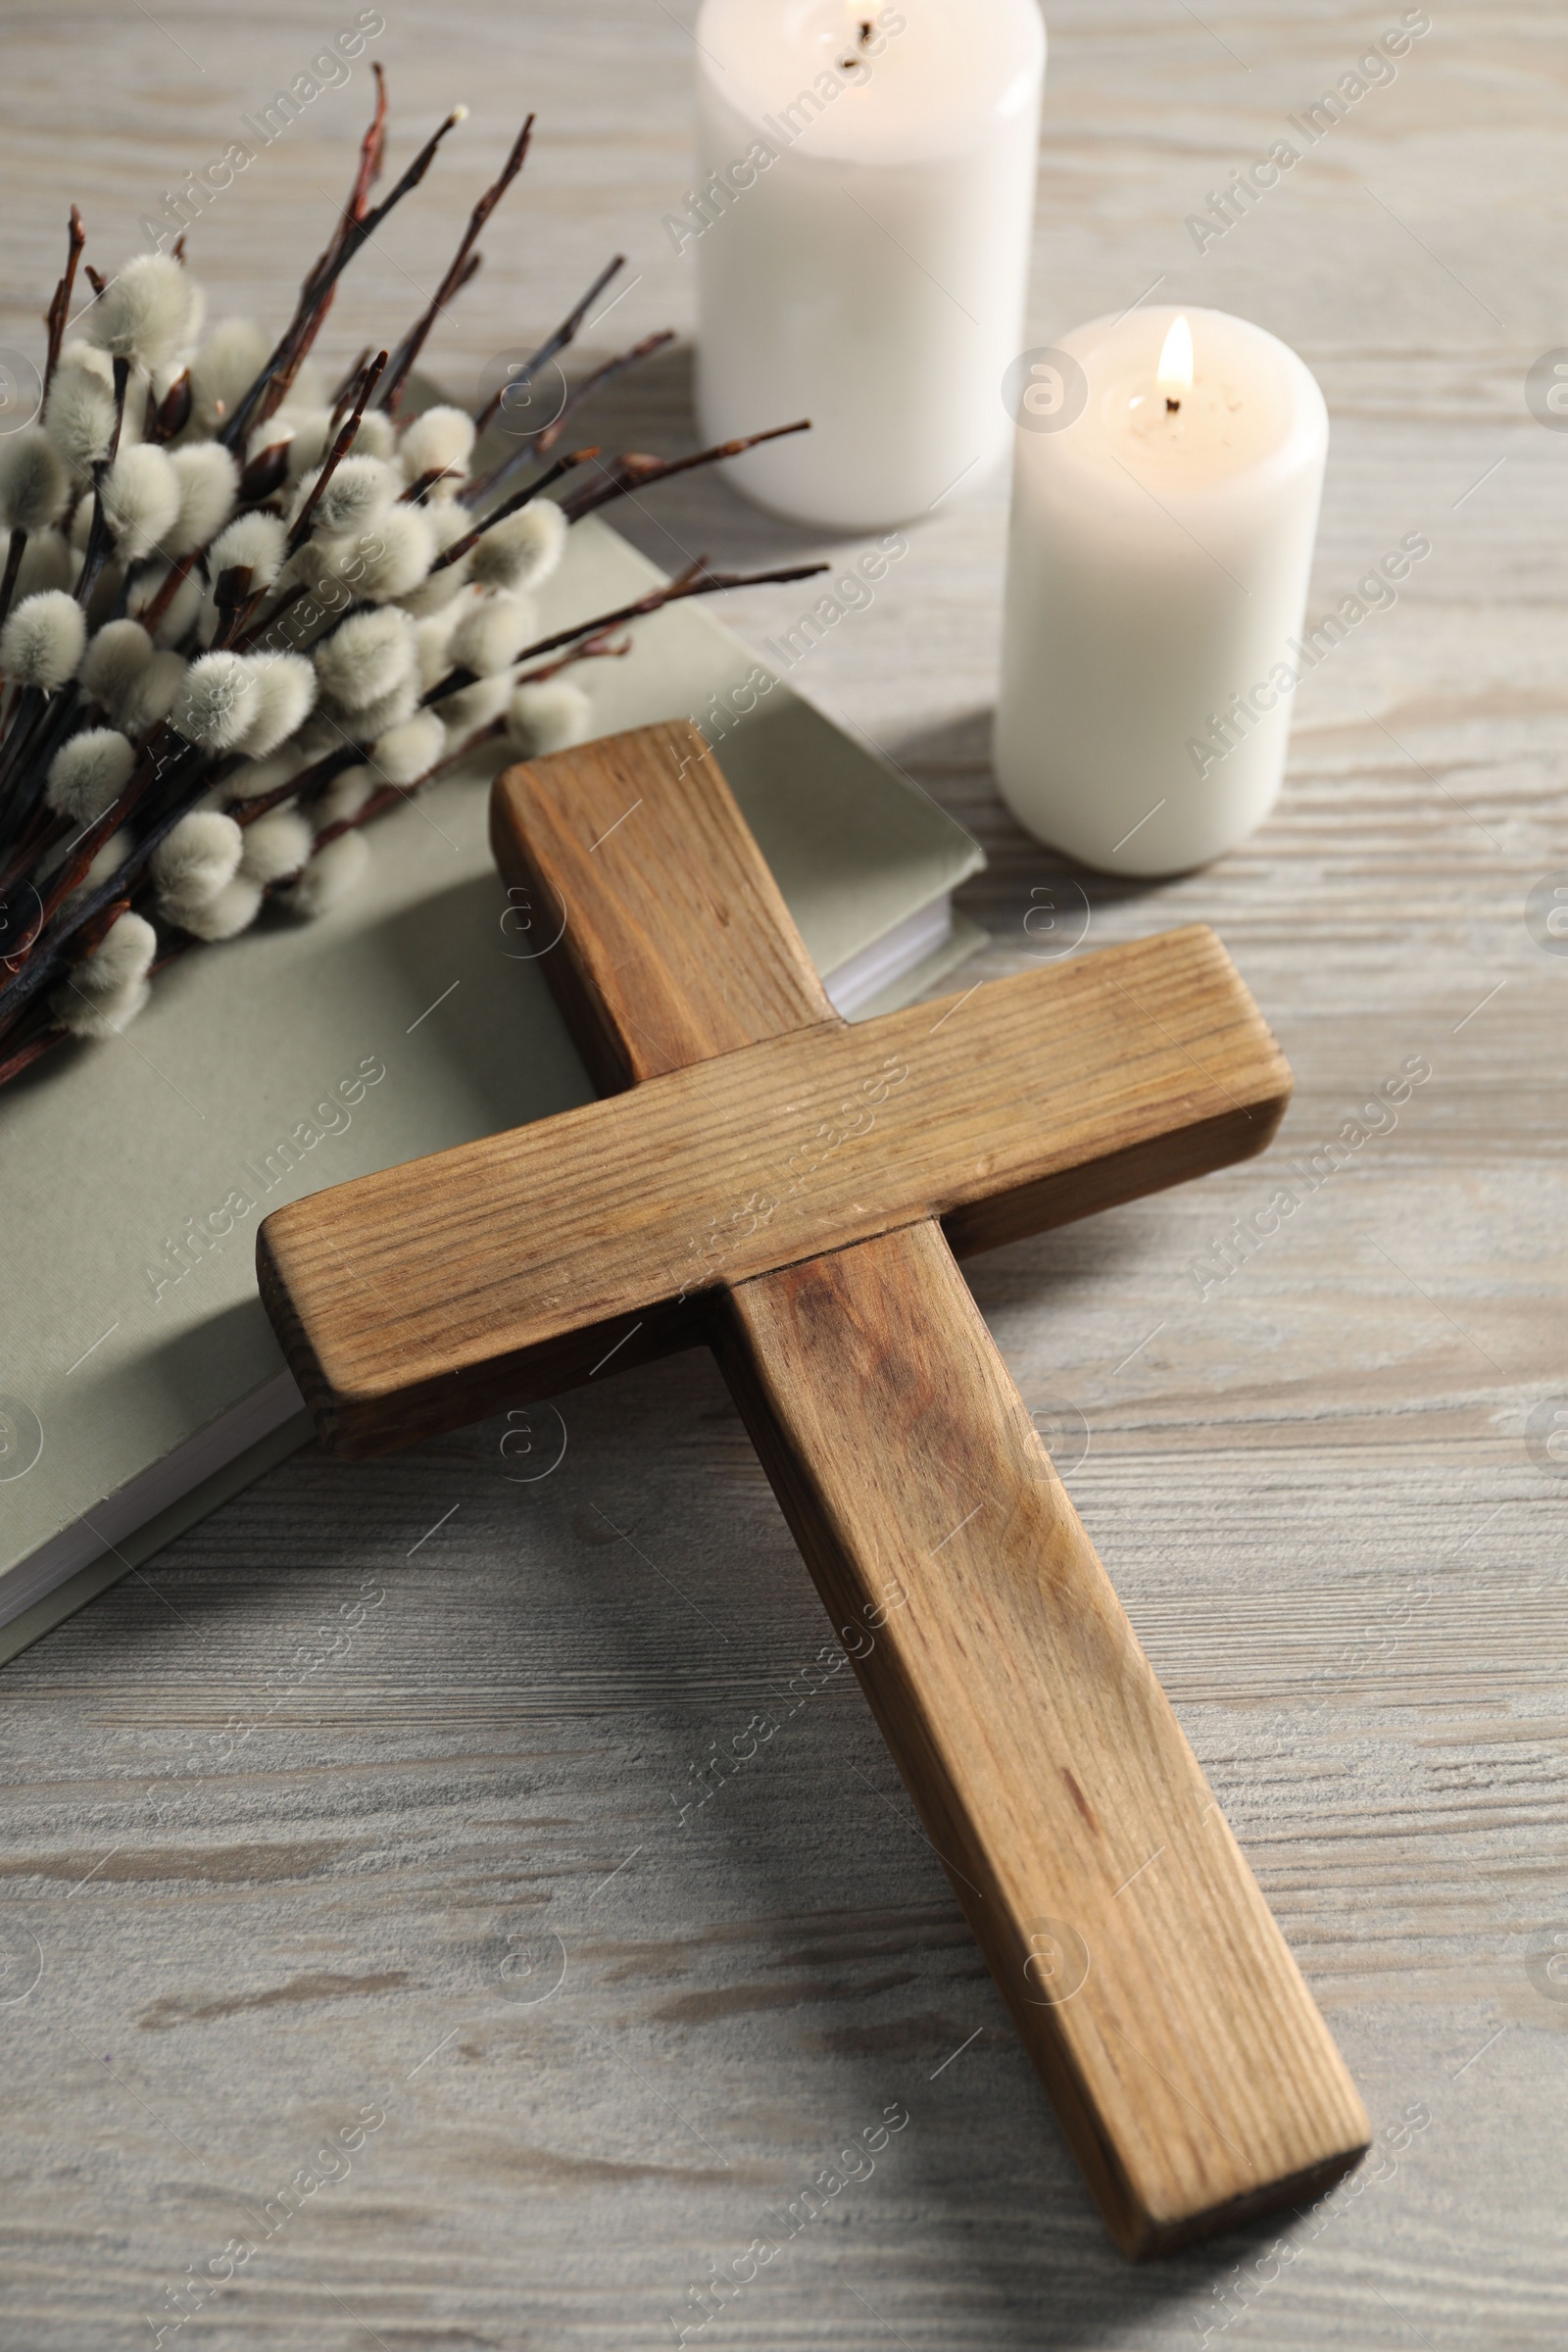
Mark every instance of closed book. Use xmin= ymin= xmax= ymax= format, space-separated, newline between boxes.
xmin=0 ymin=514 xmax=984 ymax=1661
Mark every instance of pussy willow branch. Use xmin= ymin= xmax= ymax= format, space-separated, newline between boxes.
xmin=236 ymin=428 xmax=605 ymax=652
xmin=0 ymin=739 xmax=217 ymax=1038
xmin=0 ymin=688 xmax=54 ymax=826
xmin=5 ymin=557 xmax=826 ymax=1033
xmin=377 ymin=115 xmax=533 ymax=416
xmin=0 ymin=531 xmax=26 ymax=632
xmin=0 ymin=1023 xmax=60 ymax=1087
xmin=285 ymin=350 xmax=388 ymax=555
xmin=0 ymin=678 xmax=85 ymax=862
xmin=294 ymin=633 xmax=636 ymax=852
xmin=0 ymin=616 xmax=641 ymax=1076
xmin=469 ymin=326 xmax=674 ymax=508
xmin=424 ymin=559 xmax=829 ymax=705
xmin=561 ymin=419 xmax=812 ymax=521
xmin=42 ymin=204 xmax=86 ymax=403
xmin=60 ymin=353 xmax=135 ymax=634
xmin=328 ymin=345 xmax=374 ymax=418
xmin=467 ymin=252 xmax=624 ymax=460
xmin=135 ymin=544 xmax=201 ymax=637
xmin=0 ymin=80 xmax=832 ymax=1086
xmin=0 ymin=797 xmax=70 ymax=903
xmin=514 ymin=627 xmax=632 ymax=685
xmin=0 ymin=518 xmax=820 ymax=1073
xmin=219 ymin=67 xmax=390 ymax=450
xmin=220 ymin=73 xmax=470 ymax=453
xmin=229 ymin=622 xmax=635 ymax=837
xmin=263 ymin=102 xmax=461 ymax=424
xmin=230 ymin=578 xmax=317 ymax=655
xmin=533 ymin=330 xmax=676 ymax=458
xmin=0 ymin=211 xmax=87 ymax=643
xmin=36 ymin=730 xmax=193 ymax=922
xmin=426 ymin=444 xmax=600 ymax=575
xmin=344 ymin=63 xmax=391 ymax=219
xmin=399 ymin=466 xmax=462 ymax=505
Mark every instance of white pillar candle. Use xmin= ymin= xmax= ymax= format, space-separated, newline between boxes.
xmin=690 ymin=0 xmax=1045 ymax=529
xmin=994 ymin=305 xmax=1329 ymax=876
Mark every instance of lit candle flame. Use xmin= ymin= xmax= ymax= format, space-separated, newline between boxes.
xmin=1157 ymin=315 xmax=1194 ymax=401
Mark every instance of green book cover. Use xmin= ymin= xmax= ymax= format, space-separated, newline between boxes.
xmin=0 ymin=514 xmax=983 ymax=1661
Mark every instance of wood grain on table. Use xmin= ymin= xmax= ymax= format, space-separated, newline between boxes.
xmin=1 ymin=4 xmax=1564 ymax=2347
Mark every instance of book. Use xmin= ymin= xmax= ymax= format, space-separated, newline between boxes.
xmin=0 ymin=513 xmax=985 ymax=1663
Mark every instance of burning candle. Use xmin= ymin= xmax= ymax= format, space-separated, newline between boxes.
xmin=688 ymin=0 xmax=1046 ymax=528
xmin=994 ymin=305 xmax=1329 ymax=875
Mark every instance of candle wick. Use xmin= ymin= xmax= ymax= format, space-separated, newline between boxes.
xmin=1165 ymin=396 xmax=1181 ymax=414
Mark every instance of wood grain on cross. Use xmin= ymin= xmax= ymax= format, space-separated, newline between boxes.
xmin=257 ymin=719 xmax=1369 ymax=2256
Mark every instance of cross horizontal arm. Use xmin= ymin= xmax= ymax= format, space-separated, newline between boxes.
xmin=258 ymin=924 xmax=1288 ymax=1455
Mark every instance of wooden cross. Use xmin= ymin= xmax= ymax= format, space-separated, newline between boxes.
xmin=258 ymin=720 xmax=1368 ymax=2256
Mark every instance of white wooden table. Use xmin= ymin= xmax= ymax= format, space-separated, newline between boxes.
xmin=2 ymin=5 xmax=1564 ymax=2345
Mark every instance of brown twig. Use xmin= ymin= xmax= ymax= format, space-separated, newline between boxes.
xmin=301 ymin=779 xmax=408 ymax=852
xmin=135 ymin=546 xmax=202 ymax=637
xmin=472 ymin=328 xmax=677 ymax=511
xmin=41 ymin=205 xmax=86 ymax=403
xmin=399 ymin=466 xmax=462 ymax=505
xmin=328 ymin=345 xmax=374 ymax=417
xmin=0 ymin=731 xmax=215 ymax=1040
xmin=297 ymin=625 xmax=641 ymax=843
xmin=429 ymin=559 xmax=828 ymax=697
xmin=470 ymin=330 xmax=677 ymax=509
xmin=346 ymin=62 xmax=391 ymax=219
xmin=426 ymin=445 xmax=600 ymax=573
xmin=230 ymin=743 xmax=363 ymax=825
xmin=68 ymin=357 xmax=134 ymax=615
xmin=377 ymin=118 xmax=532 ymax=415
xmin=231 ymin=578 xmax=315 ymax=655
xmin=562 ymin=420 xmax=811 ymax=522
xmin=70 ymin=890 xmax=133 ymax=962
xmin=0 ymin=1016 xmax=64 ymax=1089
xmin=535 ymin=330 xmax=676 ymax=458
xmin=515 ymin=628 xmax=633 ymax=685
xmin=285 ymin=351 xmax=388 ymax=555
xmin=0 ymin=803 xmax=68 ymax=903
xmin=232 ymin=68 xmax=391 ymax=440
xmin=468 ymin=253 xmax=624 ymax=449
xmin=220 ymin=75 xmax=466 ymax=452
xmin=0 ymin=528 xmax=27 ymax=630
xmin=0 ymin=688 xmax=51 ymax=817
xmin=0 ymin=611 xmax=645 ymax=1092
